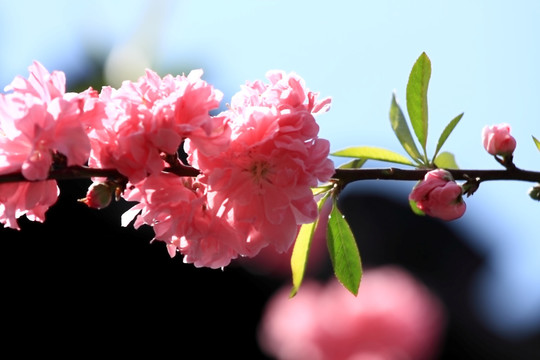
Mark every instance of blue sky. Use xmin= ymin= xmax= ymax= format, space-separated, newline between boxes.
xmin=1 ymin=0 xmax=540 ymax=338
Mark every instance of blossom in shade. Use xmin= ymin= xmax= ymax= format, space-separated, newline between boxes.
xmin=121 ymin=173 xmax=241 ymax=268
xmin=482 ymin=123 xmax=516 ymax=156
xmin=409 ymin=169 xmax=466 ymax=221
xmin=186 ymin=70 xmax=334 ymax=258
xmin=258 ymin=266 xmax=446 ymax=360
xmin=0 ymin=180 xmax=59 ymax=230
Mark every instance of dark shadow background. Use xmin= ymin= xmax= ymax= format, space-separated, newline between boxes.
xmin=0 ymin=63 xmax=539 ymax=359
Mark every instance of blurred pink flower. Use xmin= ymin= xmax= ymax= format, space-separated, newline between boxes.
xmin=409 ymin=169 xmax=466 ymax=221
xmin=0 ymin=61 xmax=91 ymax=180
xmin=482 ymin=123 xmax=516 ymax=156
xmin=259 ymin=266 xmax=446 ymax=360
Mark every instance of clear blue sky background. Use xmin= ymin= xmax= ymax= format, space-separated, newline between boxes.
xmin=1 ymin=0 xmax=539 ymax=338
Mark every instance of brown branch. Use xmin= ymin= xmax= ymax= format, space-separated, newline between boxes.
xmin=0 ymin=164 xmax=201 ymax=184
xmin=332 ymin=167 xmax=540 ymax=185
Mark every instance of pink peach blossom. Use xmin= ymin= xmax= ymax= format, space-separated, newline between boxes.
xmin=258 ymin=266 xmax=446 ymax=360
xmin=186 ymin=71 xmax=334 ymax=258
xmin=0 ymin=61 xmax=91 ymax=180
xmin=482 ymin=123 xmax=517 ymax=156
xmin=87 ymin=69 xmax=226 ymax=183
xmin=0 ymin=180 xmax=59 ymax=230
xmin=121 ymin=173 xmax=242 ymax=268
xmin=409 ymin=169 xmax=466 ymax=221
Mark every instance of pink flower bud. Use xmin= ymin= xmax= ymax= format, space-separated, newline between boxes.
xmin=482 ymin=123 xmax=517 ymax=156
xmin=409 ymin=169 xmax=466 ymax=221
xmin=79 ymin=182 xmax=113 ymax=209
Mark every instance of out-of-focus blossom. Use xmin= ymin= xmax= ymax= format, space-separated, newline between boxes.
xmin=259 ymin=266 xmax=446 ymax=360
xmin=482 ymin=123 xmax=516 ymax=156
xmin=409 ymin=169 xmax=466 ymax=221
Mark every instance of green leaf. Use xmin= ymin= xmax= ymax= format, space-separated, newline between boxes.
xmin=533 ymin=136 xmax=540 ymax=151
xmin=290 ymin=193 xmax=330 ymax=297
xmin=433 ymin=113 xmax=464 ymax=161
xmin=434 ymin=151 xmax=459 ymax=169
xmin=389 ymin=92 xmax=423 ymax=163
xmin=338 ymin=158 xmax=367 ymax=169
xmin=326 ymin=197 xmax=362 ymax=296
xmin=332 ymin=146 xmax=415 ymax=166
xmin=406 ymin=52 xmax=431 ymax=151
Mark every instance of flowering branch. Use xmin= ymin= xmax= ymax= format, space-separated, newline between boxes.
xmin=332 ymin=166 xmax=540 ymax=186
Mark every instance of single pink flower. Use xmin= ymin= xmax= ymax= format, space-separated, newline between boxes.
xmin=0 ymin=180 xmax=59 ymax=230
xmin=409 ymin=169 xmax=466 ymax=221
xmin=482 ymin=123 xmax=516 ymax=156
xmin=259 ymin=266 xmax=446 ymax=360
xmin=186 ymin=71 xmax=334 ymax=258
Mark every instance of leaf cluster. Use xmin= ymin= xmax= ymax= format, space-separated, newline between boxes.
xmin=290 ymin=52 xmax=465 ymax=296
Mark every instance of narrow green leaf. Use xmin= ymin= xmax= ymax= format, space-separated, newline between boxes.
xmin=433 ymin=113 xmax=464 ymax=161
xmin=290 ymin=193 xmax=330 ymax=297
xmin=331 ymin=146 xmax=415 ymax=166
xmin=434 ymin=151 xmax=459 ymax=169
xmin=533 ymin=136 xmax=540 ymax=151
xmin=389 ymin=92 xmax=423 ymax=163
xmin=326 ymin=197 xmax=362 ymax=296
xmin=338 ymin=158 xmax=367 ymax=169
xmin=406 ymin=52 xmax=431 ymax=151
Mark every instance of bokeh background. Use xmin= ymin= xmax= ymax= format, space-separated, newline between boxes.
xmin=0 ymin=0 xmax=539 ymax=358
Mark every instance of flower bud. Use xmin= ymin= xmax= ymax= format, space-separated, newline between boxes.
xmin=79 ymin=182 xmax=113 ymax=209
xmin=482 ymin=123 xmax=517 ymax=156
xmin=409 ymin=169 xmax=466 ymax=221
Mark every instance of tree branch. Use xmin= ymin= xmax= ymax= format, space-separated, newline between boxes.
xmin=332 ymin=167 xmax=540 ymax=186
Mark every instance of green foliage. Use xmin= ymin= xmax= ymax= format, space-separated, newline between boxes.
xmin=293 ymin=52 xmax=466 ymax=295
xmin=434 ymin=151 xmax=459 ymax=169
xmin=332 ymin=146 xmax=415 ymax=166
xmin=338 ymin=158 xmax=367 ymax=169
xmin=326 ymin=197 xmax=362 ymax=296
xmin=533 ymin=136 xmax=540 ymax=152
xmin=433 ymin=113 xmax=464 ymax=162
xmin=406 ymin=52 xmax=431 ymax=153
xmin=390 ymin=93 xmax=423 ymax=163
xmin=290 ymin=192 xmax=330 ymax=297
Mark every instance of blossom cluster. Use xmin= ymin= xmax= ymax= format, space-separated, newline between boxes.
xmin=0 ymin=62 xmax=334 ymax=268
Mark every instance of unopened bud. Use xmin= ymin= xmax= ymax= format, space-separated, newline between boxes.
xmin=79 ymin=182 xmax=113 ymax=209
xmin=528 ymin=184 xmax=540 ymax=201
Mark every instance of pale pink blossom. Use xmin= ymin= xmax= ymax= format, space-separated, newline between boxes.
xmin=0 ymin=180 xmax=59 ymax=230
xmin=87 ymin=69 xmax=226 ymax=183
xmin=186 ymin=71 xmax=334 ymax=258
xmin=259 ymin=266 xmax=446 ymax=360
xmin=0 ymin=61 xmax=91 ymax=180
xmin=482 ymin=123 xmax=517 ymax=156
xmin=409 ymin=169 xmax=466 ymax=221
